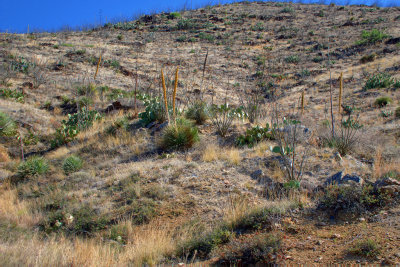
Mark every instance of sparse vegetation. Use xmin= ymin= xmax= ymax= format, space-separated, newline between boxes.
xmin=348 ymin=239 xmax=381 ymax=258
xmin=364 ymin=73 xmax=394 ymax=90
xmin=356 ymin=29 xmax=389 ymax=45
xmin=375 ymin=96 xmax=392 ymax=107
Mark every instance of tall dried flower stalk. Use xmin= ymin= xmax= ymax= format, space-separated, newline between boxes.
xmin=161 ymin=69 xmax=170 ymax=123
xmin=338 ymin=72 xmax=343 ymax=114
xmin=94 ymin=53 xmax=102 ymax=80
xmin=172 ymin=67 xmax=179 ymax=122
xmin=301 ymin=90 xmax=305 ymax=115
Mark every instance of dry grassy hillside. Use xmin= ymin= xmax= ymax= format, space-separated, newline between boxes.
xmin=0 ymin=1 xmax=400 ymax=265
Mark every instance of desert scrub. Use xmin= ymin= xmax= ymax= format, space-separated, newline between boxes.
xmin=375 ymin=96 xmax=392 ymax=107
xmin=209 ymin=104 xmax=246 ymax=137
xmin=0 ymin=111 xmax=17 ymax=137
xmin=160 ymin=118 xmax=199 ymax=150
xmin=284 ymin=55 xmax=299 ymax=64
xmin=62 ymin=155 xmax=83 ymax=175
xmin=348 ymin=239 xmax=381 ymax=258
xmin=185 ymin=101 xmax=209 ymax=124
xmin=0 ymin=88 xmax=24 ymax=103
xmin=317 ymin=185 xmax=389 ymax=216
xmin=215 ymin=234 xmax=282 ymax=265
xmin=356 ymin=29 xmax=388 ymax=45
xmin=364 ymin=73 xmax=394 ymax=90
xmin=178 ymin=226 xmax=232 ymax=259
xmin=236 ymin=124 xmax=274 ymax=148
xmin=17 ymin=156 xmax=49 ymax=179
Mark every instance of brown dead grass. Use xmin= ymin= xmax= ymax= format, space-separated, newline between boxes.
xmin=0 ymin=183 xmax=41 ymax=227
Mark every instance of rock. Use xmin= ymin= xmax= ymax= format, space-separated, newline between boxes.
xmin=341 ymin=174 xmax=364 ymax=186
xmin=324 ymin=171 xmax=363 ymax=186
xmin=359 ymin=217 xmax=366 ymax=222
xmin=324 ymin=171 xmax=343 ymax=186
xmin=374 ymin=177 xmax=400 ymax=196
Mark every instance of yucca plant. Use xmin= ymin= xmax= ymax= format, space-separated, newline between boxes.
xmin=63 ymin=155 xmax=83 ymax=175
xmin=185 ymin=101 xmax=209 ymax=125
xmin=17 ymin=156 xmax=49 ymax=179
xmin=160 ymin=118 xmax=199 ymax=150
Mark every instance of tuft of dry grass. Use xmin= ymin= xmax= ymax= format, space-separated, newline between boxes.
xmin=0 ymin=144 xmax=10 ymax=162
xmin=0 ymin=183 xmax=41 ymax=227
xmin=202 ymin=144 xmax=220 ymax=162
xmin=221 ymin=147 xmax=241 ymax=165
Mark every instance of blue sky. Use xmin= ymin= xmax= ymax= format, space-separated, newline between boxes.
xmin=0 ymin=0 xmax=398 ymax=33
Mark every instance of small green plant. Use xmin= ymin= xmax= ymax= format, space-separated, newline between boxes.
xmin=380 ymin=110 xmax=393 ymax=118
xmin=216 ymin=234 xmax=281 ymax=265
xmin=63 ymin=155 xmax=83 ymax=175
xmin=117 ymin=34 xmax=123 ymax=41
xmin=364 ymin=73 xmax=394 ymax=90
xmin=168 ymin=12 xmax=181 ymax=19
xmin=285 ymin=55 xmax=299 ymax=64
xmin=17 ymin=156 xmax=49 ymax=179
xmin=313 ymin=56 xmax=323 ymax=63
xmin=236 ymin=124 xmax=274 ymax=148
xmin=138 ymin=95 xmax=166 ymax=126
xmin=0 ymin=112 xmax=17 ymax=137
xmin=280 ymin=7 xmax=294 ymax=14
xmin=375 ymin=96 xmax=392 ymax=107
xmin=185 ymin=101 xmax=209 ymax=125
xmin=348 ymin=239 xmax=381 ymax=258
xmin=356 ymin=29 xmax=389 ymax=45
xmin=160 ymin=118 xmax=199 ymax=150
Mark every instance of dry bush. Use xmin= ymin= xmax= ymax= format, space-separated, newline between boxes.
xmin=221 ymin=147 xmax=242 ymax=165
xmin=373 ymin=147 xmax=400 ymax=179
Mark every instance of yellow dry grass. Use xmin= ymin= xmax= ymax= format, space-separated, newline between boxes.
xmin=0 ymin=183 xmax=41 ymax=227
xmin=202 ymin=144 xmax=241 ymax=165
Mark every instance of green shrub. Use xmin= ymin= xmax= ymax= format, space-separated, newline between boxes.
xmin=0 ymin=112 xmax=17 ymax=137
xmin=210 ymin=104 xmax=246 ymax=137
xmin=179 ymin=227 xmax=232 ymax=259
xmin=348 ymin=239 xmax=381 ymax=258
xmin=106 ymin=116 xmax=130 ymax=135
xmin=394 ymin=80 xmax=400 ymax=89
xmin=51 ymin=108 xmax=101 ymax=148
xmin=364 ymin=73 xmax=394 ymax=90
xmin=285 ymin=55 xmax=299 ymax=64
xmin=176 ymin=19 xmax=196 ymax=30
xmin=216 ymin=234 xmax=281 ymax=265
xmin=160 ymin=118 xmax=199 ymax=150
xmin=0 ymin=88 xmax=24 ymax=103
xmin=375 ymin=96 xmax=392 ymax=107
xmin=280 ymin=7 xmax=294 ymax=13
xmin=185 ymin=101 xmax=209 ymax=125
xmin=17 ymin=156 xmax=49 ymax=179
xmin=109 ymin=224 xmax=129 ymax=244
xmin=236 ymin=124 xmax=274 ymax=148
xmin=168 ymin=12 xmax=181 ymax=19
xmin=63 ymin=155 xmax=83 ymax=175
xmin=71 ymin=205 xmax=109 ymax=236
xmin=318 ymin=185 xmax=389 ymax=216
xmin=198 ymin=32 xmax=215 ymax=42
xmin=138 ymin=95 xmax=166 ymax=126
xmin=356 ymin=29 xmax=388 ymax=45
xmin=313 ymin=56 xmax=323 ymax=63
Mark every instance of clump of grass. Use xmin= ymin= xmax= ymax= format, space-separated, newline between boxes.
xmin=348 ymin=238 xmax=381 ymax=258
xmin=17 ymin=156 xmax=49 ymax=179
xmin=62 ymin=155 xmax=83 ymax=175
xmin=284 ymin=55 xmax=299 ymax=64
xmin=364 ymin=73 xmax=394 ymax=90
xmin=185 ymin=101 xmax=209 ymax=125
xmin=375 ymin=96 xmax=392 ymax=107
xmin=356 ymin=29 xmax=389 ymax=45
xmin=160 ymin=118 xmax=199 ymax=150
xmin=215 ymin=233 xmax=282 ymax=265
